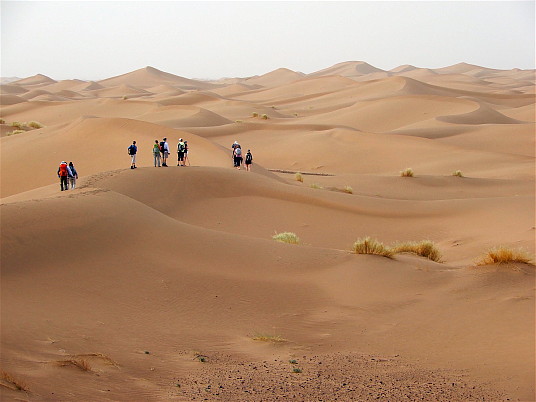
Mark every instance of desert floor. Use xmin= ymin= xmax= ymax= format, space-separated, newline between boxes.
xmin=1 ymin=61 xmax=535 ymax=401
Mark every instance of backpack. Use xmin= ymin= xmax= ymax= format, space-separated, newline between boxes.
xmin=58 ymin=164 xmax=68 ymax=177
xmin=246 ymin=153 xmax=252 ymax=163
xmin=178 ymin=142 xmax=185 ymax=152
xmin=235 ymin=148 xmax=242 ymax=156
xmin=159 ymin=141 xmax=165 ymax=152
xmin=128 ymin=145 xmax=135 ymax=155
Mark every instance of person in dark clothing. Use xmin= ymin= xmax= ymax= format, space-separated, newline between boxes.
xmin=245 ymin=149 xmax=253 ymax=171
xmin=57 ymin=161 xmax=69 ymax=191
xmin=128 ymin=141 xmax=137 ymax=169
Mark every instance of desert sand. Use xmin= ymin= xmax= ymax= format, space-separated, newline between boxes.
xmin=1 ymin=61 xmax=534 ymax=401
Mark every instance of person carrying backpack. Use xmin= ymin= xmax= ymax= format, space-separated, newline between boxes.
xmin=153 ymin=139 xmax=161 ymax=167
xmin=177 ymin=138 xmax=186 ymax=166
xmin=57 ymin=161 xmax=69 ymax=191
xmin=245 ymin=149 xmax=253 ymax=172
xmin=160 ymin=138 xmax=169 ymax=167
xmin=233 ymin=146 xmax=243 ymax=170
xmin=68 ymin=162 xmax=78 ymax=189
xmin=184 ymin=140 xmax=190 ymax=166
xmin=128 ymin=141 xmax=137 ymax=169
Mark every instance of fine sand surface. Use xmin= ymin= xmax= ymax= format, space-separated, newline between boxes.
xmin=1 ymin=62 xmax=534 ymax=401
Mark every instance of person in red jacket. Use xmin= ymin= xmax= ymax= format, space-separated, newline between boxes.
xmin=57 ymin=161 xmax=69 ymax=191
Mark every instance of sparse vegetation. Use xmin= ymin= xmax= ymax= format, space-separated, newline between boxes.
xmin=7 ymin=130 xmax=25 ymax=136
xmin=261 ymin=114 xmax=268 ymax=120
xmin=56 ymin=358 xmax=92 ymax=372
xmin=310 ymin=183 xmax=323 ymax=189
xmin=252 ymin=334 xmax=287 ymax=343
xmin=27 ymin=121 xmax=43 ymax=129
xmin=252 ymin=112 xmax=259 ymax=118
xmin=272 ymin=232 xmax=300 ymax=245
xmin=0 ymin=118 xmax=5 ymax=124
xmin=122 ymin=95 xmax=127 ymax=100
xmin=295 ymin=172 xmax=303 ymax=182
xmin=289 ymin=359 xmax=298 ymax=364
xmin=70 ymin=353 xmax=119 ymax=367
xmin=0 ymin=370 xmax=28 ymax=392
xmin=235 ymin=120 xmax=243 ymax=123
xmin=452 ymin=170 xmax=464 ymax=177
xmin=271 ymin=105 xmax=276 ymax=109
xmin=476 ymin=246 xmax=534 ymax=266
xmin=352 ymin=237 xmax=394 ymax=258
xmin=293 ymin=113 xmax=298 ymax=117
xmin=11 ymin=121 xmax=24 ymax=129
xmin=343 ymin=185 xmax=353 ymax=194
xmin=193 ymin=352 xmax=208 ymax=363
xmin=400 ymin=168 xmax=414 ymax=177
xmin=292 ymin=368 xmax=302 ymax=373
xmin=391 ymin=240 xmax=442 ymax=262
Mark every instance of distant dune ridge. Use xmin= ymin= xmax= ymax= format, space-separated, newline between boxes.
xmin=1 ymin=61 xmax=534 ymax=401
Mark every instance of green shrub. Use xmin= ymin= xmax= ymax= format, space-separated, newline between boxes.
xmin=400 ymin=168 xmax=414 ymax=177
xmin=272 ymin=232 xmax=300 ymax=245
xmin=352 ymin=237 xmax=394 ymax=258
xmin=261 ymin=114 xmax=268 ymax=120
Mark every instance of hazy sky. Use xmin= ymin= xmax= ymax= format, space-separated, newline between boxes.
xmin=1 ymin=1 xmax=534 ymax=80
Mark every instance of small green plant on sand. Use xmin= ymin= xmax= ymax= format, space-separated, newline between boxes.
xmin=400 ymin=168 xmax=414 ymax=177
xmin=11 ymin=121 xmax=24 ymax=129
xmin=7 ymin=130 xmax=25 ymax=136
xmin=292 ymin=368 xmax=302 ymax=373
xmin=122 ymin=95 xmax=127 ymax=100
xmin=310 ymin=183 xmax=323 ymax=189
xmin=27 ymin=121 xmax=43 ymax=129
xmin=289 ymin=359 xmax=298 ymax=364
xmin=252 ymin=112 xmax=259 ymax=117
xmin=476 ymin=246 xmax=534 ymax=266
xmin=261 ymin=114 xmax=268 ymax=120
xmin=343 ymin=185 xmax=353 ymax=194
xmin=252 ymin=334 xmax=286 ymax=343
xmin=272 ymin=232 xmax=300 ymax=245
xmin=352 ymin=237 xmax=394 ymax=258
xmin=391 ymin=240 xmax=442 ymax=262
xmin=295 ymin=172 xmax=303 ymax=182
xmin=452 ymin=170 xmax=463 ymax=177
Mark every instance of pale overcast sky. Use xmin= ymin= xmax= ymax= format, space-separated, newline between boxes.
xmin=1 ymin=1 xmax=534 ymax=80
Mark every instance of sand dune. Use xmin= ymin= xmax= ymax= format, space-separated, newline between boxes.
xmin=1 ymin=61 xmax=534 ymax=401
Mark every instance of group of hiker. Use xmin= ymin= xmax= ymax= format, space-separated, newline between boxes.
xmin=57 ymin=138 xmax=253 ymax=191
xmin=57 ymin=161 xmax=79 ymax=191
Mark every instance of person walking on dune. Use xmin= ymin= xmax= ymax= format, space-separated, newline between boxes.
xmin=233 ymin=146 xmax=243 ymax=170
xmin=128 ymin=141 xmax=138 ymax=169
xmin=177 ymin=138 xmax=186 ymax=166
xmin=153 ymin=139 xmax=161 ymax=167
xmin=160 ymin=137 xmax=170 ymax=167
xmin=245 ymin=149 xmax=253 ymax=172
xmin=57 ymin=161 xmax=70 ymax=191
xmin=68 ymin=161 xmax=78 ymax=189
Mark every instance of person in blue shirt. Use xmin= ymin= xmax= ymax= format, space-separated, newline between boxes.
xmin=128 ymin=141 xmax=138 ymax=169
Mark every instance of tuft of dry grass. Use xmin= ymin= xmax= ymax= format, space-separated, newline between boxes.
xmin=7 ymin=130 xmax=25 ymax=136
xmin=27 ymin=121 xmax=43 ymax=129
xmin=272 ymin=232 xmax=300 ymax=245
xmin=261 ymin=114 xmax=268 ymax=120
xmin=0 ymin=370 xmax=28 ymax=392
xmin=293 ymin=112 xmax=298 ymax=117
xmin=235 ymin=120 xmax=243 ymax=123
xmin=452 ymin=170 xmax=463 ymax=177
xmin=295 ymin=172 xmax=303 ymax=182
xmin=343 ymin=185 xmax=353 ymax=194
xmin=476 ymin=246 xmax=534 ymax=266
xmin=11 ymin=121 xmax=24 ymax=129
xmin=0 ymin=118 xmax=5 ymax=124
xmin=310 ymin=183 xmax=323 ymax=189
xmin=252 ymin=112 xmax=258 ymax=117
xmin=56 ymin=358 xmax=92 ymax=372
xmin=352 ymin=237 xmax=394 ymax=258
xmin=122 ymin=95 xmax=127 ymax=100
xmin=252 ymin=334 xmax=286 ymax=343
xmin=400 ymin=168 xmax=414 ymax=177
xmin=391 ymin=240 xmax=442 ymax=262
xmin=70 ymin=353 xmax=119 ymax=367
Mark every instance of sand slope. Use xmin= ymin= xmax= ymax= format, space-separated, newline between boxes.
xmin=1 ymin=61 xmax=534 ymax=401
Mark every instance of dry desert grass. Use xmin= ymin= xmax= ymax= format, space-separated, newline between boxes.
xmin=295 ymin=172 xmax=303 ymax=182
xmin=391 ymin=240 xmax=442 ymax=262
xmin=400 ymin=168 xmax=414 ymax=177
xmin=476 ymin=246 xmax=534 ymax=266
xmin=352 ymin=237 xmax=394 ymax=258
xmin=452 ymin=170 xmax=464 ymax=177
xmin=56 ymin=358 xmax=92 ymax=372
xmin=252 ymin=334 xmax=287 ymax=343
